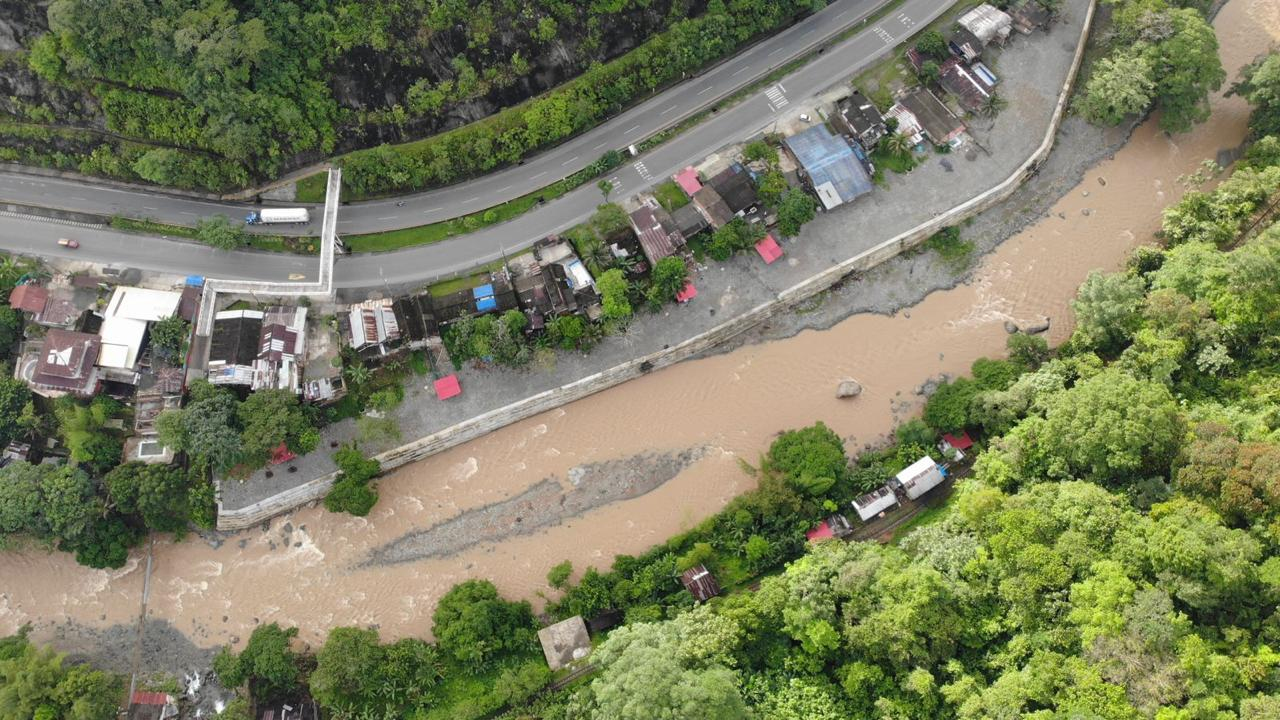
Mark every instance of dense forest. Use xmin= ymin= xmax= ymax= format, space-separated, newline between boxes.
xmin=0 ymin=0 xmax=823 ymax=193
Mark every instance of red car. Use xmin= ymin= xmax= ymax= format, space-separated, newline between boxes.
xmin=57 ymin=238 xmax=79 ymax=249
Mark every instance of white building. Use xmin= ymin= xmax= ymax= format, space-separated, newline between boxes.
xmin=895 ymin=456 xmax=947 ymax=501
xmin=851 ymin=485 xmax=900 ymax=522
xmin=96 ymin=286 xmax=183 ymax=384
xmin=958 ymin=4 xmax=1013 ymax=45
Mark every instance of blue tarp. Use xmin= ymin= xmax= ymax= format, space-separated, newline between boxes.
xmin=184 ymin=275 xmax=205 ymax=287
xmin=475 ymin=295 xmax=497 ymax=312
xmin=783 ymin=125 xmax=873 ymax=210
xmin=472 ymin=284 xmax=494 ymax=299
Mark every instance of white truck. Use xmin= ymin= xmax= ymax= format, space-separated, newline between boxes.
xmin=245 ymin=208 xmax=309 ymax=225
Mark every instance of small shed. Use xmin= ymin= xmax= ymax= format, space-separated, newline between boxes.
xmin=940 ymin=431 xmax=974 ymax=460
xmin=806 ymin=514 xmax=854 ymax=542
xmin=672 ymin=203 xmax=709 ymax=238
xmin=680 ymin=564 xmax=721 ymax=602
xmin=538 ymin=615 xmax=592 ymax=671
xmin=948 ymin=27 xmax=985 ymax=62
xmin=851 ymin=485 xmax=900 ymax=521
xmin=895 ymin=456 xmax=946 ymax=501
xmin=957 ymin=4 xmax=1013 ymax=45
xmin=692 ymin=185 xmax=734 ymax=228
xmin=434 ymin=374 xmax=461 ymax=399
xmin=1011 ymin=0 xmax=1053 ymax=33
xmin=129 ymin=691 xmax=178 ymax=720
xmin=755 ymin=234 xmax=783 ymax=264
xmin=675 ymin=282 xmax=698 ymax=303
xmin=708 ymin=163 xmax=759 ymax=214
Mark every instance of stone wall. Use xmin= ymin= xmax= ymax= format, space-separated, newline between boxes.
xmin=216 ymin=0 xmax=1096 ymax=530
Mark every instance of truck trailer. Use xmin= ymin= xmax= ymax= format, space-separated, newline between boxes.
xmin=245 ymin=208 xmax=309 ymax=225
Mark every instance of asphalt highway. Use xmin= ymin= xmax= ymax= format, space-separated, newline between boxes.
xmin=0 ymin=0 xmax=955 ymax=290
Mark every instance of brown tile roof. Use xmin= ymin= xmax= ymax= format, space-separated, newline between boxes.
xmin=8 ymin=284 xmax=48 ymax=313
xmin=33 ymin=329 xmax=100 ymax=394
xmin=629 ymin=202 xmax=683 ymax=266
xmin=898 ymin=88 xmax=965 ymax=144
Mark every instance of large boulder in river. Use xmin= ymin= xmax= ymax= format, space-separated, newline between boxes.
xmin=1023 ymin=317 xmax=1051 ymax=334
xmin=836 ymin=379 xmax=863 ymax=399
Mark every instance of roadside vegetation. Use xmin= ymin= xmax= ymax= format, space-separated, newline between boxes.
xmin=13 ymin=0 xmax=827 ymax=194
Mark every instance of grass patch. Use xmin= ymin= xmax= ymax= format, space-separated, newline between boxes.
xmin=427 ymin=255 xmax=523 ymax=298
xmin=294 ymin=172 xmax=327 ymax=203
xmin=889 ymin=494 xmax=955 ymax=544
xmin=924 ymin=226 xmax=975 ymax=269
xmin=109 ymin=216 xmax=316 ymax=254
xmin=871 ymin=145 xmax=919 ymax=175
xmin=653 ymin=179 xmax=690 ymax=213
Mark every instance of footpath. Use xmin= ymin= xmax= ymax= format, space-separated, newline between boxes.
xmin=217 ymin=0 xmax=1096 ymax=529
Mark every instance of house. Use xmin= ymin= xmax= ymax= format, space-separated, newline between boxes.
xmin=673 ymin=166 xmax=703 ymax=196
xmin=851 ymin=485 xmax=900 ymax=521
xmin=128 ymin=390 xmax=180 ymax=464
xmin=691 ymin=185 xmax=734 ymax=229
xmin=782 ymin=124 xmax=873 ymax=211
xmin=129 ymin=690 xmax=178 ymax=720
xmin=537 ymin=616 xmax=593 ymax=671
xmin=392 ymin=294 xmax=440 ymax=348
xmin=628 ymin=198 xmax=685 ymax=267
xmin=433 ymin=275 xmax=520 ymax=326
xmin=708 ymin=163 xmax=759 ymax=214
xmin=8 ymin=283 xmax=47 ymax=314
xmin=96 ymin=286 xmax=183 ymax=384
xmin=22 ymin=329 xmax=100 ymax=397
xmin=672 ymin=203 xmax=709 ymax=238
xmin=938 ymin=57 xmax=996 ymax=113
xmin=206 ymin=309 xmax=263 ymax=386
xmin=948 ymin=27 xmax=985 ymax=62
xmin=345 ymin=298 xmax=402 ymax=354
xmin=896 ymin=88 xmax=965 ymax=145
xmin=894 ymin=456 xmax=947 ymax=501
xmin=806 ymin=514 xmax=854 ymax=542
xmin=958 ymin=4 xmax=1013 ymax=45
xmin=34 ymin=291 xmax=80 ymax=329
xmin=755 ymin=234 xmax=784 ymax=264
xmin=531 ymin=237 xmax=603 ymax=320
xmin=835 ymin=91 xmax=888 ymax=149
xmin=939 ymin=430 xmax=974 ymax=460
xmin=885 ymin=103 xmax=926 ymax=146
xmin=680 ymin=564 xmax=721 ymax=602
xmin=255 ymin=305 xmax=307 ymax=392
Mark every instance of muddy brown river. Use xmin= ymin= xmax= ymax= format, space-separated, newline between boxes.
xmin=2 ymin=0 xmax=1277 ymax=656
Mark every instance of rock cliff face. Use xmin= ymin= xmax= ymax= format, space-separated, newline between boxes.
xmin=0 ymin=0 xmax=707 ymax=183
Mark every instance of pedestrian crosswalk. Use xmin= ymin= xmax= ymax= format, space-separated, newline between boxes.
xmin=765 ymin=85 xmax=789 ymax=112
xmin=633 ymin=161 xmax=653 ymax=181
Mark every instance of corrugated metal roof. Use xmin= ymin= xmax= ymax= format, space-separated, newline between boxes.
xmin=783 ymin=125 xmax=873 ymax=210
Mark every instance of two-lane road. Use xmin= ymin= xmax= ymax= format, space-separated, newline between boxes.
xmin=0 ymin=0 xmax=901 ymax=236
xmin=0 ymin=0 xmax=954 ymax=290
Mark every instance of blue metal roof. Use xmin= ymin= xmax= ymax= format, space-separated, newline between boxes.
xmin=783 ymin=125 xmax=873 ymax=208
xmin=472 ymin=284 xmax=494 ymax=299
xmin=475 ymin=295 xmax=497 ymax=312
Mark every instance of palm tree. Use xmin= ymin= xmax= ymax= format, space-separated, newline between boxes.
xmin=343 ymin=362 xmax=371 ymax=386
xmin=979 ymin=93 xmax=1009 ymax=119
xmin=882 ymin=131 xmax=914 ymax=158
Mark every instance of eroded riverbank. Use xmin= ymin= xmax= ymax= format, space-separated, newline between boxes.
xmin=0 ymin=0 xmax=1275 ymax=689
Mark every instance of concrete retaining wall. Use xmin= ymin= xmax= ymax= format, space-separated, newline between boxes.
xmin=216 ymin=0 xmax=1096 ymax=530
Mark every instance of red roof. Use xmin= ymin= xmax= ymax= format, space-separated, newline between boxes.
xmin=131 ymin=691 xmax=170 ymax=706
xmin=675 ymin=282 xmax=698 ymax=303
xmin=8 ymin=284 xmax=48 ymax=313
xmin=942 ymin=431 xmax=973 ymax=450
xmin=755 ymin=234 xmax=783 ymax=264
xmin=806 ymin=520 xmax=834 ymax=542
xmin=434 ymin=374 xmax=462 ymax=400
xmin=270 ymin=443 xmax=297 ymax=465
xmin=674 ymin=166 xmax=702 ymax=196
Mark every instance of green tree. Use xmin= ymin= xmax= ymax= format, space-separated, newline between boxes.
xmin=156 ymin=380 xmax=243 ymax=472
xmin=309 ymin=626 xmax=383 ymax=712
xmin=237 ymin=389 xmax=319 ymax=465
xmin=547 ymin=560 xmax=573 ymax=589
xmin=432 ymin=580 xmax=537 ymax=668
xmin=149 ymin=315 xmax=189 ymax=362
xmin=755 ymin=170 xmax=788 ymax=207
xmin=598 ymin=268 xmax=632 ymax=322
xmin=54 ymin=396 xmax=123 ymax=475
xmin=1233 ymin=52 xmax=1280 ymax=138
xmin=213 ymin=623 xmax=301 ymax=702
xmin=598 ymin=178 xmax=614 ymax=201
xmin=104 ymin=462 xmax=189 ymax=533
xmin=324 ymin=447 xmax=381 ymax=516
xmin=0 ymin=372 xmax=32 ymax=449
xmin=547 ymin=314 xmax=587 ymax=349
xmin=766 ymin=422 xmax=849 ymax=496
xmin=194 ymin=215 xmax=248 ymax=251
xmin=0 ymin=630 xmax=121 ymax=720
xmin=1071 ymin=270 xmax=1148 ymax=355
xmin=915 ymin=29 xmax=948 ymax=60
xmin=1079 ymin=53 xmax=1156 ymax=125
xmin=776 ymin=188 xmax=817 ymax=237
xmin=1147 ymin=9 xmax=1225 ymax=133
xmin=648 ymin=257 xmax=689 ymax=306
xmin=0 ymin=306 xmax=21 ymax=360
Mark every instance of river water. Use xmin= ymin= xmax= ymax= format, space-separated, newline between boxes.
xmin=1 ymin=0 xmax=1276 ymax=657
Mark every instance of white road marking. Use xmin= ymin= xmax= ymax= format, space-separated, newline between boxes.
xmin=532 ymin=171 xmax=548 ymax=179
xmin=625 ymin=124 xmax=640 ymax=134
xmin=498 ymin=185 xmax=511 ymax=192
xmin=142 ymin=206 xmax=158 ymax=211
xmin=593 ymin=141 xmax=608 ymax=150
xmin=837 ymin=10 xmax=848 ymax=18
xmin=180 ymin=212 xmax=198 ymax=216
xmin=463 ymin=197 xmax=479 ymax=204
xmin=732 ymin=65 xmax=751 ymax=77
xmin=561 ymin=156 xmax=579 ymax=166
xmin=769 ymin=47 xmax=784 ymax=56
xmin=661 ymin=105 xmax=677 ymax=115
xmin=698 ymin=86 xmax=714 ymax=95
xmin=425 ymin=207 xmax=442 ymax=213
xmin=377 ymin=216 xmax=398 ymax=220
xmin=765 ymin=85 xmax=789 ymax=110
